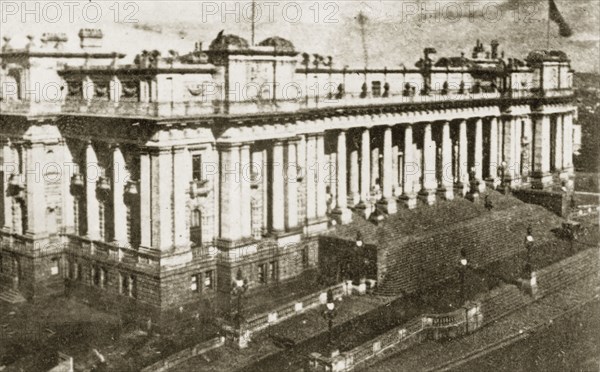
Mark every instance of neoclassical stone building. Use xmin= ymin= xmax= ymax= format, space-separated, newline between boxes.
xmin=0 ymin=30 xmax=576 ymax=315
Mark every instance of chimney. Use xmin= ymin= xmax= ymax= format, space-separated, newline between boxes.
xmin=491 ymin=40 xmax=500 ymax=59
xmin=79 ymin=28 xmax=103 ymax=49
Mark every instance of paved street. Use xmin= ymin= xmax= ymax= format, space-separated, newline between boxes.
xmin=454 ymin=299 xmax=600 ymax=372
xmin=362 ymin=273 xmax=599 ymax=372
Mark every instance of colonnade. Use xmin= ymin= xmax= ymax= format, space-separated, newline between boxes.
xmin=215 ymin=110 xmax=576 ymax=242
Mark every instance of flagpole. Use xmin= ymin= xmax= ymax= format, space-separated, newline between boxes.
xmin=547 ymin=2 xmax=551 ymax=49
xmin=251 ymin=0 xmax=256 ymax=46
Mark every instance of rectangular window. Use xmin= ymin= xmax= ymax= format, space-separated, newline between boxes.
xmin=73 ymin=199 xmax=79 ymax=235
xmin=98 ymin=202 xmax=105 ymax=241
xmin=50 ymin=258 xmax=60 ymax=275
xmin=120 ymin=273 xmax=128 ymax=295
xmin=191 ymin=274 xmax=199 ymax=292
xmin=192 ymin=154 xmax=203 ymax=181
xmin=92 ymin=266 xmax=100 ymax=286
xmin=258 ymin=264 xmax=266 ymax=284
xmin=67 ymin=259 xmax=73 ymax=279
xmin=372 ymin=81 xmax=382 ymax=97
xmin=302 ymin=247 xmax=309 ymax=269
xmin=76 ymin=263 xmax=82 ymax=281
xmin=126 ymin=205 xmax=132 ymax=244
xmin=130 ymin=275 xmax=137 ymax=298
xmin=101 ymin=268 xmax=108 ymax=288
xmin=269 ymin=261 xmax=277 ymax=281
xmin=204 ymin=270 xmax=213 ymax=290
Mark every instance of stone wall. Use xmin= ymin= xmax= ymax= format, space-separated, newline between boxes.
xmin=512 ymin=188 xmax=570 ymax=216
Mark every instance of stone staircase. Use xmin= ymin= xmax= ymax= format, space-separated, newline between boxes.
xmin=0 ymin=284 xmax=26 ymax=304
xmin=375 ymin=202 xmax=564 ymax=297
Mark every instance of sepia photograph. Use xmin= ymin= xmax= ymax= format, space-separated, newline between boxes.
xmin=0 ymin=0 xmax=599 ymax=371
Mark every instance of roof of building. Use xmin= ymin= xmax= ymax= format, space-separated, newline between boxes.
xmin=258 ymin=37 xmax=295 ymax=53
xmin=208 ymin=31 xmax=249 ymax=51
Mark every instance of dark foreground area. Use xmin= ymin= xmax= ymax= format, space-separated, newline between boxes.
xmin=454 ymin=298 xmax=600 ymax=372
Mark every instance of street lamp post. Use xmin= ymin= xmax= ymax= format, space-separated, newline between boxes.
xmin=525 ymin=226 xmax=534 ymax=276
xmin=231 ymin=269 xmax=249 ymax=331
xmin=499 ymin=161 xmax=508 ymax=193
xmin=356 ymin=232 xmax=364 ymax=283
xmin=459 ymin=249 xmax=468 ymax=304
xmin=321 ymin=289 xmax=337 ymax=347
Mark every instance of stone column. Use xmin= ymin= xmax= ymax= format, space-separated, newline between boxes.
xmin=271 ymin=141 xmax=285 ymax=232
xmin=86 ymin=142 xmax=100 ymax=240
xmin=473 ymin=118 xmax=485 ymax=192
xmin=532 ymin=114 xmax=552 ymax=189
xmin=315 ymin=134 xmax=327 ymax=219
xmin=439 ymin=122 xmax=454 ymax=200
xmin=370 ymin=140 xmax=381 ymax=203
xmin=251 ymin=147 xmax=265 ymax=236
xmin=502 ymin=116 xmax=517 ymax=187
xmin=378 ymin=126 xmax=397 ymax=213
xmin=305 ymin=135 xmax=317 ymax=221
xmin=24 ymin=142 xmax=46 ymax=237
xmin=139 ymin=150 xmax=151 ymax=248
xmin=392 ymin=142 xmax=400 ymax=197
xmin=400 ymin=125 xmax=417 ymax=209
xmin=514 ymin=118 xmax=523 ymax=184
xmin=488 ymin=117 xmax=500 ymax=188
xmin=60 ymin=141 xmax=75 ymax=235
xmin=554 ymin=115 xmax=565 ymax=179
xmin=112 ymin=146 xmax=127 ymax=245
xmin=563 ymin=112 xmax=574 ymax=174
xmin=173 ymin=147 xmax=189 ymax=247
xmin=332 ymin=131 xmax=352 ymax=224
xmin=1 ymin=139 xmax=12 ymax=232
xmin=151 ymin=148 xmax=174 ymax=250
xmin=521 ymin=117 xmax=533 ymax=181
xmin=349 ymin=141 xmax=360 ymax=207
xmin=285 ymin=140 xmax=299 ymax=231
xmin=140 ymin=150 xmax=152 ymax=248
xmin=419 ymin=123 xmax=437 ymax=205
xmin=456 ymin=120 xmax=469 ymax=196
xmin=240 ymin=144 xmax=253 ymax=238
xmin=219 ymin=143 xmax=242 ymax=241
xmin=296 ymin=135 xmax=307 ymax=227
xmin=357 ymin=128 xmax=372 ymax=217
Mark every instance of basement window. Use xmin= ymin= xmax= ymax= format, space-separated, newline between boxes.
xmin=50 ymin=258 xmax=59 ymax=276
xmin=191 ymin=274 xmax=199 ymax=292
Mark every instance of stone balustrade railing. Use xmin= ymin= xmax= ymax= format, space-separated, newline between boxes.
xmin=0 ymin=87 xmax=573 ymax=119
xmin=65 ymin=235 xmax=160 ymax=271
xmin=223 ymin=279 xmax=376 ymax=348
xmin=308 ymin=302 xmax=483 ymax=372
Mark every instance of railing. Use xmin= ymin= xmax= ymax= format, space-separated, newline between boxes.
xmin=308 ymin=247 xmax=598 ymax=372
xmin=140 ymin=336 xmax=225 ymax=372
xmin=243 ymin=281 xmax=350 ymax=334
xmin=308 ymin=303 xmax=481 ymax=372
xmin=65 ymin=235 xmax=160 ymax=270
xmin=0 ymin=87 xmax=573 ymax=119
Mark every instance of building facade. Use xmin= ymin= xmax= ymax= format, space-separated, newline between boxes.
xmin=0 ymin=30 xmax=576 ymax=315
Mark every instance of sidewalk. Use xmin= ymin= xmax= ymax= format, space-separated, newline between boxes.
xmin=360 ymin=273 xmax=600 ymax=372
